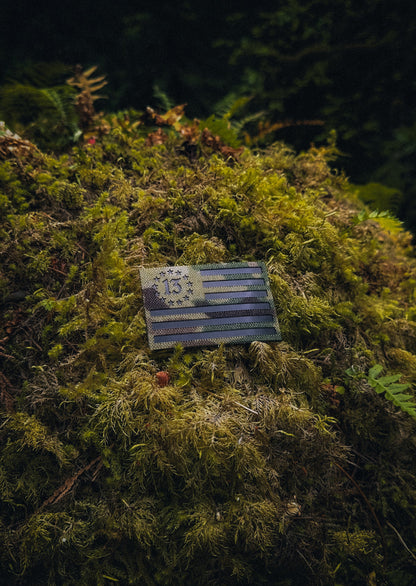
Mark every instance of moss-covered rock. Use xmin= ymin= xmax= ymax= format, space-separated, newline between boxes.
xmin=1 ymin=113 xmax=416 ymax=585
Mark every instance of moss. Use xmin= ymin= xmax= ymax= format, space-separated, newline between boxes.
xmin=0 ymin=112 xmax=416 ymax=585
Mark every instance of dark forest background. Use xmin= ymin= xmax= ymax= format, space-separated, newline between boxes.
xmin=1 ymin=0 xmax=415 ymax=231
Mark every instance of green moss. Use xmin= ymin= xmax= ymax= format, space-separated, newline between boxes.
xmin=0 ymin=112 xmax=415 ymax=585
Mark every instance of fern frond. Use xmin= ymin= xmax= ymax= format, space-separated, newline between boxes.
xmin=39 ymin=88 xmax=78 ymax=127
xmin=350 ymin=182 xmax=403 ymax=214
xmin=367 ymin=365 xmax=416 ymax=420
xmin=0 ymin=83 xmax=80 ymax=148
xmin=214 ymin=94 xmax=251 ymax=120
xmin=5 ymin=62 xmax=72 ymax=88
xmin=66 ymin=65 xmax=107 ymax=130
xmin=66 ymin=65 xmax=107 ymax=97
xmin=153 ymin=85 xmax=174 ymax=111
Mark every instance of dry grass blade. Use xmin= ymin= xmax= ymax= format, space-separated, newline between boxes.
xmin=0 ymin=372 xmax=15 ymax=412
xmin=40 ymin=456 xmax=102 ymax=508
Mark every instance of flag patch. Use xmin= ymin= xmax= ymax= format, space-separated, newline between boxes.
xmin=139 ymin=262 xmax=281 ymax=349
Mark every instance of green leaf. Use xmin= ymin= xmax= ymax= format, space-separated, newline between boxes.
xmin=389 ymin=393 xmax=413 ymax=404
xmin=376 ymin=374 xmax=402 ymax=385
xmin=388 ymin=383 xmax=412 ymax=393
xmin=365 ymin=365 xmax=416 ymax=420
xmin=368 ymin=364 xmax=383 ymax=379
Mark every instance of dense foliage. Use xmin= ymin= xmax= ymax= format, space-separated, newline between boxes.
xmin=1 ymin=109 xmax=416 ymax=585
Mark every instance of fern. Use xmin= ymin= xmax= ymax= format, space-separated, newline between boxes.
xmin=0 ymin=83 xmax=80 ymax=148
xmin=4 ymin=61 xmax=71 ymax=88
xmin=351 ymin=208 xmax=402 ymax=231
xmin=40 ymin=88 xmax=69 ymax=124
xmin=350 ymin=182 xmax=403 ymax=214
xmin=66 ymin=65 xmax=107 ymax=130
xmin=207 ymin=94 xmax=265 ymax=144
xmin=66 ymin=65 xmax=107 ymax=98
xmin=367 ymin=365 xmax=416 ymax=420
xmin=153 ymin=84 xmax=174 ymax=111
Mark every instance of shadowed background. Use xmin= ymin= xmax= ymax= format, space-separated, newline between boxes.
xmin=1 ymin=0 xmax=415 ymax=230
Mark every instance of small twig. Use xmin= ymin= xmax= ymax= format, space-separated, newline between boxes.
xmin=201 ymin=389 xmax=259 ymax=415
xmin=76 ymin=242 xmax=89 ymax=255
xmin=39 ymin=211 xmax=56 ymax=221
xmin=0 ymin=372 xmax=15 ymax=411
xmin=21 ymin=330 xmax=43 ymax=352
xmin=386 ymin=521 xmax=416 ymax=562
xmin=296 ymin=547 xmax=315 ymax=574
xmin=55 ymin=282 xmax=68 ymax=301
xmin=50 ymin=266 xmax=68 ymax=277
xmin=233 ymin=401 xmax=259 ymax=415
xmin=269 ymin=39 xmax=390 ymax=63
xmin=40 ymin=456 xmax=102 ymax=509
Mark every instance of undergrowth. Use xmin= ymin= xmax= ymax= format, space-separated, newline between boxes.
xmin=0 ymin=107 xmax=416 ymax=585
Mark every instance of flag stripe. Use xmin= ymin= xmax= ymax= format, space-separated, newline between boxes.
xmin=200 ymin=267 xmax=262 ymax=276
xmin=205 ymin=290 xmax=268 ymax=299
xmin=150 ymin=301 xmax=271 ymax=317
xmin=152 ymin=314 xmax=274 ymax=330
xmin=154 ymin=327 xmax=276 ymax=344
xmin=202 ymin=278 xmax=265 ymax=287
xmin=153 ymin=322 xmax=273 ymax=336
xmin=152 ymin=308 xmax=273 ymax=322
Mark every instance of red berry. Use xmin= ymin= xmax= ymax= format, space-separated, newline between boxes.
xmin=156 ymin=371 xmax=170 ymax=387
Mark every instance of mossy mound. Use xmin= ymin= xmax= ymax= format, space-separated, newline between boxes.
xmin=1 ymin=114 xmax=416 ymax=585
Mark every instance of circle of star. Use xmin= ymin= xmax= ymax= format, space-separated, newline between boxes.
xmin=152 ymin=268 xmax=194 ymax=306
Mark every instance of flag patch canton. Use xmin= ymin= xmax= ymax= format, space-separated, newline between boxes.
xmin=140 ymin=262 xmax=281 ymax=350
